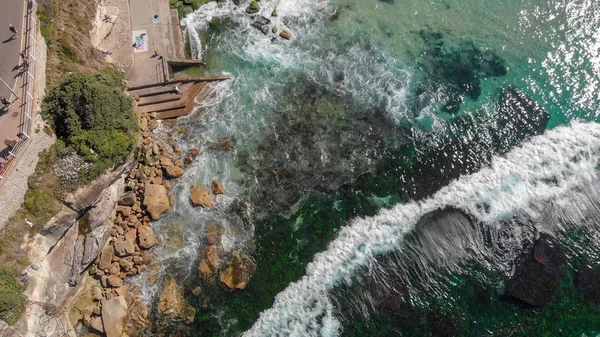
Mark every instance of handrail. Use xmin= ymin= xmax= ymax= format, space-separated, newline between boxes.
xmin=0 ymin=0 xmax=37 ymax=181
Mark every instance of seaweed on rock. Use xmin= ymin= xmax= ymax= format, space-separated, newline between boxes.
xmin=237 ymin=79 xmax=400 ymax=214
xmin=416 ymin=30 xmax=508 ymax=114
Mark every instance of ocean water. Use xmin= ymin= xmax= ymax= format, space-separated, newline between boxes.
xmin=143 ymin=0 xmax=600 ymax=336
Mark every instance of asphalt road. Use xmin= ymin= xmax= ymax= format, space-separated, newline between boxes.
xmin=0 ymin=0 xmax=25 ymax=100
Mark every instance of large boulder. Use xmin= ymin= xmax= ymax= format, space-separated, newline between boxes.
xmin=576 ymin=266 xmax=600 ymax=303
xmin=99 ymin=243 xmax=114 ymax=270
xmin=101 ymin=296 xmax=128 ymax=337
xmin=190 ymin=185 xmax=214 ymax=208
xmin=205 ymin=245 xmax=219 ymax=271
xmin=506 ymin=236 xmax=563 ymax=307
xmin=114 ymin=237 xmax=136 ymax=257
xmin=219 ymin=251 xmax=257 ymax=290
xmin=212 ymin=180 xmax=226 ymax=195
xmin=137 ymin=225 xmax=159 ymax=249
xmin=143 ymin=184 xmax=171 ymax=220
xmin=164 ymin=165 xmax=185 ymax=179
xmin=157 ymin=278 xmax=196 ymax=324
xmin=279 ymin=30 xmax=292 ymax=40
xmin=118 ymin=192 xmax=136 ymax=206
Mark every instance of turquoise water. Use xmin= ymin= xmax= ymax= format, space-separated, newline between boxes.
xmin=145 ymin=0 xmax=600 ymax=335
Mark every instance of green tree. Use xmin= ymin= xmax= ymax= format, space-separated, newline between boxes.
xmin=0 ymin=267 xmax=26 ymax=324
xmin=42 ymin=73 xmax=137 ymax=181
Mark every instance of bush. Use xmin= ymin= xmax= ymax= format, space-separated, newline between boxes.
xmin=42 ymin=73 xmax=137 ymax=182
xmin=0 ymin=267 xmax=26 ymax=324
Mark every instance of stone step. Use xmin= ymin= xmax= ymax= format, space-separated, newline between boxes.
xmin=128 ymin=82 xmax=181 ymax=97
xmin=138 ymin=82 xmax=207 ymax=115
xmin=137 ymin=93 xmax=181 ymax=107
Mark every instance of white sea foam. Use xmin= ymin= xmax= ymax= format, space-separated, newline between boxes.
xmin=244 ymin=121 xmax=600 ymax=337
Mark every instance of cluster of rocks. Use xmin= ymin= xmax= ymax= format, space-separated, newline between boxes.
xmin=241 ymin=0 xmax=292 ymax=40
xmin=197 ymin=224 xmax=257 ymax=290
xmin=71 ymin=111 xmax=208 ymax=335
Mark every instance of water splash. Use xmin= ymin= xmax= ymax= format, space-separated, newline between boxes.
xmin=244 ymin=121 xmax=600 ymax=337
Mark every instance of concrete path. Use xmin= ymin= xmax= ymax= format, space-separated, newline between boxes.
xmin=128 ymin=0 xmax=182 ymax=87
xmin=0 ymin=0 xmax=25 ymax=99
xmin=0 ymin=0 xmax=27 ymax=156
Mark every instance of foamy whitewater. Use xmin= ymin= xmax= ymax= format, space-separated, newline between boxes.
xmin=244 ymin=121 xmax=600 ymax=336
xmin=162 ymin=0 xmax=600 ymax=334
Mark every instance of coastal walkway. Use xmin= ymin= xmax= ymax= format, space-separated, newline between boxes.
xmin=0 ymin=0 xmax=27 ymax=159
xmin=127 ymin=0 xmax=230 ymax=118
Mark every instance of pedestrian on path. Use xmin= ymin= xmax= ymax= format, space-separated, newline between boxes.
xmin=1 ymin=96 xmax=12 ymax=109
xmin=21 ymin=58 xmax=29 ymax=70
xmin=9 ymin=24 xmax=18 ymax=38
xmin=20 ymin=51 xmax=26 ymax=59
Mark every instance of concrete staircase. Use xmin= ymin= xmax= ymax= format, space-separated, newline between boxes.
xmin=128 ymin=76 xmax=230 ymax=119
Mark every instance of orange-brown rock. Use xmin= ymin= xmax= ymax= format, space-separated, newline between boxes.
xmin=205 ymin=245 xmax=219 ymax=270
xmin=164 ymin=165 xmax=184 ymax=179
xmin=143 ymin=184 xmax=171 ymax=220
xmin=157 ymin=278 xmax=196 ymax=324
xmin=99 ymin=243 xmax=114 ymax=270
xmin=172 ymin=145 xmax=184 ymax=155
xmin=212 ymin=180 xmax=226 ymax=195
xmin=219 ymin=252 xmax=257 ymax=291
xmin=280 ymin=30 xmax=291 ymax=40
xmin=198 ymin=259 xmax=214 ymax=280
xmin=184 ymin=156 xmax=194 ymax=165
xmin=107 ymin=275 xmax=124 ymax=288
xmin=190 ymin=185 xmax=214 ymax=208
xmin=137 ymin=225 xmax=159 ymax=249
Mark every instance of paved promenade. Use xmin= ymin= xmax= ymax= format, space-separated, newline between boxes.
xmin=0 ymin=0 xmax=26 ymax=156
xmin=128 ymin=0 xmax=185 ymax=87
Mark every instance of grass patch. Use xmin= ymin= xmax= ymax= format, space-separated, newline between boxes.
xmin=0 ymin=267 xmax=26 ymax=325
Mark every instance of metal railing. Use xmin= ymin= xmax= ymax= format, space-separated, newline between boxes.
xmin=0 ymin=0 xmax=37 ymax=181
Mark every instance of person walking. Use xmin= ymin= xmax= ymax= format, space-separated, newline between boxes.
xmin=9 ymin=24 xmax=18 ymax=38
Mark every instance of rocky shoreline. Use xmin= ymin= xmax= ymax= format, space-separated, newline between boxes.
xmin=60 ymin=107 xmax=258 ymax=336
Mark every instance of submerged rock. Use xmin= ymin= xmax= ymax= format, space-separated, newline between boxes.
xmin=246 ymin=0 xmax=260 ymax=14
xmin=219 ymin=251 xmax=257 ymax=290
xmin=190 ymin=185 xmax=214 ymax=208
xmin=252 ymin=16 xmax=271 ymax=35
xmin=137 ymin=225 xmax=159 ymax=249
xmin=212 ymin=180 xmax=226 ymax=195
xmin=157 ymin=278 xmax=196 ymax=324
xmin=118 ymin=192 xmax=136 ymax=206
xmin=143 ymin=184 xmax=171 ymax=220
xmin=209 ymin=136 xmax=236 ymax=151
xmin=493 ymin=87 xmax=551 ymax=152
xmin=164 ymin=165 xmax=184 ymax=179
xmin=279 ymin=30 xmax=291 ymax=40
xmin=101 ymin=296 xmax=128 ymax=337
xmin=576 ymin=266 xmax=600 ymax=303
xmin=506 ymin=235 xmax=563 ymax=307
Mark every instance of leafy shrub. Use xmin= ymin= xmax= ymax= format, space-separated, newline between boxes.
xmin=0 ymin=267 xmax=26 ymax=324
xmin=42 ymin=73 xmax=137 ymax=182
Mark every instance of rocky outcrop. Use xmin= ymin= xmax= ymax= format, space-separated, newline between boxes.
xmin=246 ymin=0 xmax=260 ymax=14
xmin=101 ymin=296 xmax=128 ymax=337
xmin=164 ymin=165 xmax=184 ymax=179
xmin=143 ymin=184 xmax=171 ymax=220
xmin=219 ymin=251 xmax=257 ymax=290
xmin=279 ymin=30 xmax=291 ymax=40
xmin=209 ymin=136 xmax=235 ymax=151
xmin=212 ymin=180 xmax=226 ymax=195
xmin=114 ymin=230 xmax=136 ymax=257
xmin=118 ymin=192 xmax=136 ymax=206
xmin=99 ymin=244 xmax=114 ymax=270
xmin=190 ymin=185 xmax=214 ymax=208
xmin=576 ymin=266 xmax=600 ymax=303
xmin=157 ymin=278 xmax=196 ymax=324
xmin=137 ymin=225 xmax=159 ymax=249
xmin=506 ymin=235 xmax=563 ymax=307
